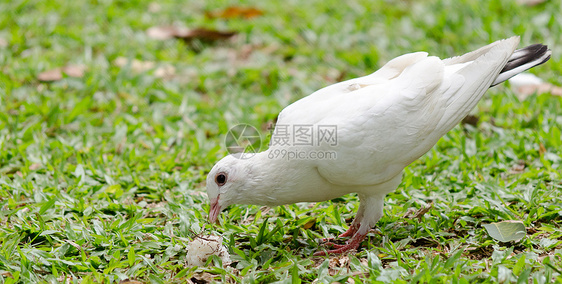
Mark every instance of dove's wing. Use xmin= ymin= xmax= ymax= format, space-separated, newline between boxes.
xmin=279 ymin=51 xmax=429 ymax=110
xmin=275 ymin=37 xmax=519 ymax=187
xmin=274 ymin=51 xmax=430 ymax=131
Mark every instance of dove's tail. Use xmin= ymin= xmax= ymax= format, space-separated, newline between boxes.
xmin=491 ymin=44 xmax=551 ymax=86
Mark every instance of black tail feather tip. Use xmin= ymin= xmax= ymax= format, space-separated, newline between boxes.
xmin=501 ymin=43 xmax=551 ymax=73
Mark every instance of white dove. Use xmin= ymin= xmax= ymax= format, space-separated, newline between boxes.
xmin=206 ymin=37 xmax=551 ymax=255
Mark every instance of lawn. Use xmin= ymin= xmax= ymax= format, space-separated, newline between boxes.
xmin=1 ymin=0 xmax=561 ymax=282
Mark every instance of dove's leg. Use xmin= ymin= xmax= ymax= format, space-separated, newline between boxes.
xmin=321 ymin=201 xmax=365 ymax=242
xmin=338 ymin=201 xmax=365 ymax=238
xmin=314 ymin=194 xmax=385 ymax=256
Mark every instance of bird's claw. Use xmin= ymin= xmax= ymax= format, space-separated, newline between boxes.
xmin=320 ymin=237 xmax=334 ymax=243
xmin=320 ymin=225 xmax=360 ymax=243
xmin=313 ymin=242 xmax=360 ymax=256
xmin=321 ymin=242 xmax=347 ymax=249
xmin=314 ymin=231 xmax=367 ymax=256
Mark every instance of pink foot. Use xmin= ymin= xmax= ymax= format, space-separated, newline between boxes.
xmin=338 ymin=223 xmax=360 ymax=238
xmin=320 ymin=223 xmax=360 ymax=242
xmin=321 ymin=242 xmax=347 ymax=249
xmin=313 ymin=232 xmax=366 ymax=256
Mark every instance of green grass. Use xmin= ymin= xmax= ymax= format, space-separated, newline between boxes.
xmin=1 ymin=0 xmax=561 ymax=282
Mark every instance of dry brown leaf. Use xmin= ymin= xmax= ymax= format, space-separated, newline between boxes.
xmin=539 ymin=143 xmax=546 ymax=156
xmin=509 ymin=161 xmax=526 ymax=174
xmin=175 ymin=28 xmax=237 ymax=42
xmin=207 ymin=6 xmax=264 ymax=19
xmin=154 ymin=64 xmax=175 ymax=79
xmin=462 ymin=114 xmax=479 ymax=126
xmin=326 ymin=255 xmax=351 ymax=276
xmin=29 ymin=163 xmax=41 ymax=170
xmin=349 ymin=271 xmax=370 ymax=279
xmin=338 ymin=255 xmax=350 ymax=266
xmin=303 ymin=218 xmax=316 ymax=230
xmin=57 ymin=276 xmax=73 ymax=284
xmin=114 ymin=57 xmax=175 ymax=79
xmin=147 ymin=26 xmax=236 ymax=42
xmin=402 ymin=207 xmax=416 ymax=218
xmin=516 ymin=83 xmax=562 ymax=98
xmin=37 ymin=64 xmax=86 ymax=81
xmin=146 ymin=26 xmax=180 ymax=40
xmin=0 ymin=271 xmax=12 ymax=278
xmin=189 ymin=272 xmax=218 ymax=284
xmin=38 ymin=68 xmax=63 ymax=81
xmin=414 ymin=202 xmax=433 ymax=221
xmin=517 ymin=0 xmax=547 ymax=6
xmin=114 ymin=57 xmax=155 ymax=73
xmin=148 ymin=2 xmax=161 ymax=13
xmin=62 ymin=64 xmax=86 ymax=78
xmin=119 ymin=280 xmax=144 ymax=284
xmin=509 ymin=73 xmax=562 ymax=100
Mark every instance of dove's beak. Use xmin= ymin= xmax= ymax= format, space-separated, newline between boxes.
xmin=209 ymin=196 xmax=221 ymax=224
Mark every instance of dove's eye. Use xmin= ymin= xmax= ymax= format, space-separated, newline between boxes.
xmin=215 ymin=172 xmax=227 ymax=186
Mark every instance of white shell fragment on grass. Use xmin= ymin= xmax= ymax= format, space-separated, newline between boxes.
xmin=186 ymin=235 xmax=231 ymax=267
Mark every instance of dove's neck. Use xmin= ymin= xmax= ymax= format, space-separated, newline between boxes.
xmin=237 ymin=150 xmax=352 ymax=206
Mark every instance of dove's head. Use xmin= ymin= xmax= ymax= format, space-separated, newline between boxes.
xmin=206 ymin=154 xmax=257 ymax=223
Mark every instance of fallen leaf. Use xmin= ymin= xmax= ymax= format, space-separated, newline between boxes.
xmin=517 ymin=83 xmax=562 ymax=98
xmin=462 ymin=114 xmax=479 ymax=126
xmin=148 ymin=2 xmax=161 ymax=13
xmin=303 ymin=218 xmax=316 ymax=230
xmin=328 ymin=255 xmax=350 ymax=276
xmin=338 ymin=255 xmax=350 ymax=266
xmin=0 ymin=271 xmax=12 ymax=278
xmin=29 ymin=163 xmax=41 ymax=170
xmin=207 ymin=6 xmax=263 ymax=19
xmin=465 ymin=245 xmax=494 ymax=260
xmin=147 ymin=26 xmax=237 ymax=42
xmin=114 ymin=57 xmax=175 ymax=79
xmin=113 ymin=57 xmax=155 ymax=73
xmin=539 ymin=143 xmax=546 ymax=156
xmin=65 ymin=240 xmax=82 ymax=251
xmin=38 ymin=68 xmax=63 ymax=81
xmin=410 ymin=237 xmax=440 ymax=247
xmin=154 ymin=64 xmax=175 ymax=79
xmin=190 ymin=272 xmax=218 ymax=284
xmin=509 ymin=73 xmax=562 ymax=100
xmin=37 ymin=64 xmax=86 ymax=81
xmin=62 ymin=64 xmax=86 ymax=78
xmin=517 ymin=0 xmax=546 ymax=6
xmin=175 ymin=28 xmax=237 ymax=42
xmin=509 ymin=161 xmax=526 ymax=174
xmin=414 ymin=202 xmax=433 ymax=221
xmin=146 ymin=26 xmax=180 ymax=40
xmin=57 ymin=276 xmax=73 ymax=284
xmin=119 ymin=280 xmax=144 ymax=284
xmin=483 ymin=221 xmax=526 ymax=242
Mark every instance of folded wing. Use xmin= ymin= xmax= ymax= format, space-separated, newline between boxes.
xmin=304 ymin=37 xmax=521 ymax=186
